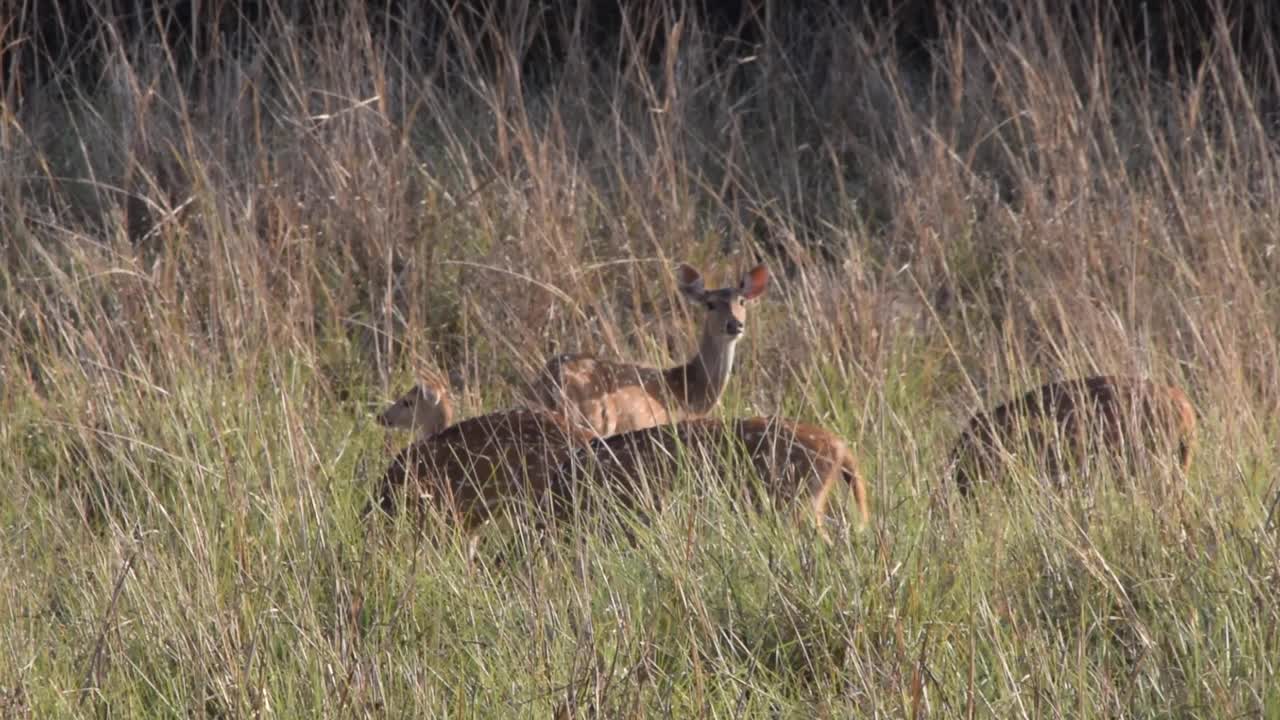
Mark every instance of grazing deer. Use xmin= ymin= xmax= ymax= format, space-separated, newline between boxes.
xmin=948 ymin=375 xmax=1198 ymax=497
xmin=532 ymin=262 xmax=770 ymax=438
xmin=549 ymin=416 xmax=870 ymax=541
xmin=371 ymin=385 xmax=592 ymax=533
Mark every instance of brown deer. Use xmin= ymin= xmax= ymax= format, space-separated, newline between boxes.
xmin=376 ymin=377 xmax=453 ymax=439
xmin=531 ymin=262 xmax=770 ymax=438
xmin=548 ymin=416 xmax=870 ymax=541
xmin=372 ymin=384 xmax=592 ymax=533
xmin=949 ymin=375 xmax=1198 ymax=497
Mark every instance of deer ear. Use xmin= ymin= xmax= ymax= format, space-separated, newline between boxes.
xmin=739 ymin=264 xmax=769 ymax=300
xmin=417 ymin=385 xmax=440 ymax=405
xmin=677 ymin=263 xmax=705 ymax=299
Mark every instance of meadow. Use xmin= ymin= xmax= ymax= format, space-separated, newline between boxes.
xmin=2 ymin=1 xmax=1278 ymax=716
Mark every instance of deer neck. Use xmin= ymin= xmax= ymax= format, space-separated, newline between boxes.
xmin=666 ymin=330 xmax=737 ymax=414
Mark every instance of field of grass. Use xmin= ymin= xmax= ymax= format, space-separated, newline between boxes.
xmin=3 ymin=1 xmax=1279 ymax=716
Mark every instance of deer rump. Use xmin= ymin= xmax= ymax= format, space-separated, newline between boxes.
xmin=549 ymin=417 xmax=865 ymax=530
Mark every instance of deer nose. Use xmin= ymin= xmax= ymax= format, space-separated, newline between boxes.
xmin=726 ymin=319 xmax=744 ymax=336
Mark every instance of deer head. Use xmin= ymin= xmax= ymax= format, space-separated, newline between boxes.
xmin=677 ymin=262 xmax=770 ymax=344
xmin=377 ymin=382 xmax=454 ymax=438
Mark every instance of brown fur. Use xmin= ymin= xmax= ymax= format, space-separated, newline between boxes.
xmin=371 ymin=409 xmax=593 ymax=531
xmin=549 ymin=416 xmax=870 ymax=539
xmin=950 ymin=375 xmax=1198 ymax=496
xmin=532 ymin=263 xmax=769 ymax=438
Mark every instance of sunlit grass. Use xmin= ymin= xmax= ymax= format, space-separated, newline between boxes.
xmin=3 ymin=0 xmax=1279 ymax=715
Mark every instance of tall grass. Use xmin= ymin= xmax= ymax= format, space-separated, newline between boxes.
xmin=2 ymin=0 xmax=1278 ymax=715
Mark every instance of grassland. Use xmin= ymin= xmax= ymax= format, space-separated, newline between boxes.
xmin=2 ymin=1 xmax=1278 ymax=716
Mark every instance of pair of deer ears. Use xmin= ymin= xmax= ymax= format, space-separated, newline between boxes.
xmin=410 ymin=381 xmax=446 ymax=407
xmin=677 ymin=263 xmax=770 ymax=301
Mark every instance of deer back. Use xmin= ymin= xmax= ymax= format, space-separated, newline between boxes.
xmin=950 ymin=375 xmax=1198 ymax=495
xmin=374 ymin=409 xmax=592 ymax=530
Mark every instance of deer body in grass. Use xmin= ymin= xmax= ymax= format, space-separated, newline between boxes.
xmin=372 ymin=383 xmax=591 ymax=532
xmin=532 ymin=263 xmax=770 ymax=438
xmin=549 ymin=416 xmax=871 ymax=540
xmin=949 ymin=375 xmax=1198 ymax=496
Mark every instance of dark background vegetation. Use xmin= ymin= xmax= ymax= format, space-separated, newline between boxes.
xmin=12 ymin=1 xmax=1280 ymax=95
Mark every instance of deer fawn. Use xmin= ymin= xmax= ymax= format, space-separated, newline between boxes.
xmin=376 ymin=378 xmax=454 ymax=439
xmin=548 ymin=416 xmax=870 ymax=541
xmin=372 ymin=384 xmax=592 ymax=533
xmin=949 ymin=375 xmax=1198 ymax=496
xmin=532 ymin=262 xmax=770 ymax=438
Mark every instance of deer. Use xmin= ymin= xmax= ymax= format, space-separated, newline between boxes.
xmin=547 ymin=416 xmax=871 ymax=542
xmin=530 ymin=262 xmax=770 ymax=438
xmin=371 ymin=383 xmax=593 ymax=536
xmin=948 ymin=375 xmax=1198 ymax=497
xmin=376 ymin=376 xmax=453 ymax=440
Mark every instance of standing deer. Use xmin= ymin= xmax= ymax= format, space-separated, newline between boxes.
xmin=548 ymin=416 xmax=870 ymax=542
xmin=948 ymin=375 xmax=1198 ymax=496
xmin=371 ymin=384 xmax=592 ymax=533
xmin=532 ymin=262 xmax=770 ymax=438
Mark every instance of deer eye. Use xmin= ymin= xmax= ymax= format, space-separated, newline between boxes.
xmin=704 ymin=300 xmax=716 ymax=310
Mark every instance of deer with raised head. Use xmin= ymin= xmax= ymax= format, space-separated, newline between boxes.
xmin=371 ymin=383 xmax=592 ymax=533
xmin=548 ymin=416 xmax=870 ymax=542
xmin=532 ymin=262 xmax=770 ymax=438
xmin=949 ymin=375 xmax=1198 ymax=497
